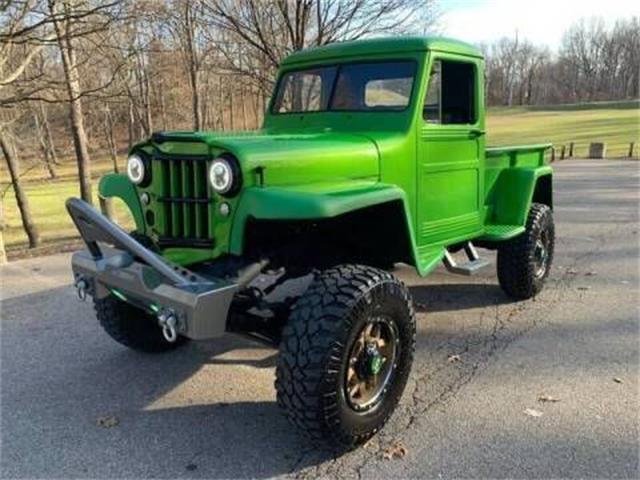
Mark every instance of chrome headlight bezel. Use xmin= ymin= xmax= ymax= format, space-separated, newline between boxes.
xmin=126 ymin=153 xmax=151 ymax=187
xmin=208 ymin=154 xmax=242 ymax=197
xmin=209 ymin=158 xmax=233 ymax=194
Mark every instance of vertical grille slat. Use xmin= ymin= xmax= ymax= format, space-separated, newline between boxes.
xmin=170 ymin=160 xmax=182 ymax=237
xmin=201 ymin=162 xmax=210 ymax=238
xmin=181 ymin=161 xmax=192 ymax=237
xmin=194 ymin=162 xmax=204 ymax=238
xmin=161 ymin=159 xmax=172 ymax=236
xmin=153 ymin=151 xmax=212 ymax=248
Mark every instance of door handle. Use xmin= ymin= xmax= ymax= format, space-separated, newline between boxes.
xmin=469 ymin=129 xmax=486 ymax=138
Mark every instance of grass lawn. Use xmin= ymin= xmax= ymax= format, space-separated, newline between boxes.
xmin=2 ymin=157 xmax=134 ymax=252
xmin=487 ymin=100 xmax=640 ymax=157
xmin=2 ymin=101 xmax=639 ymax=252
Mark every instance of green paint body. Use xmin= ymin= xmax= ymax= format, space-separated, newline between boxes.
xmin=99 ymin=37 xmax=552 ymax=275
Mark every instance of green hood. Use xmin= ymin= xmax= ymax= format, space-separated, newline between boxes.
xmin=156 ymin=130 xmax=380 ymax=187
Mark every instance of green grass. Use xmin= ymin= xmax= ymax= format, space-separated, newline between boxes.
xmin=2 ymin=157 xmax=134 ymax=250
xmin=3 ymin=101 xmax=639 ymax=251
xmin=487 ymin=100 xmax=640 ymax=157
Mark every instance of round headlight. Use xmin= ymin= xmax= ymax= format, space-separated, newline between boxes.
xmin=209 ymin=158 xmax=233 ymax=194
xmin=127 ymin=154 xmax=146 ymax=185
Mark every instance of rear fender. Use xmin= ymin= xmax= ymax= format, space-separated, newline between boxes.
xmin=492 ymin=166 xmax=552 ymax=226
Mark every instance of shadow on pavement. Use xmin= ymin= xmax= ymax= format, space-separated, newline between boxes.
xmin=410 ymin=282 xmax=513 ymax=313
xmin=0 ymin=285 xmax=337 ymax=478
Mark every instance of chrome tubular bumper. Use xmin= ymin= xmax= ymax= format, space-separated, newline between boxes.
xmin=66 ymin=197 xmax=238 ymax=340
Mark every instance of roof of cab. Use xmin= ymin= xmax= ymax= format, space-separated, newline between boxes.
xmin=281 ymin=36 xmax=483 ymax=66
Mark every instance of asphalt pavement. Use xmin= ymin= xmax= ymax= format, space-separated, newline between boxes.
xmin=1 ymin=159 xmax=638 ymax=479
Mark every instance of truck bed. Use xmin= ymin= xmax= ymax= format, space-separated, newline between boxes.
xmin=481 ymin=143 xmax=553 ymax=241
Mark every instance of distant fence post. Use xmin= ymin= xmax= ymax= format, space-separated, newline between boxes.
xmin=569 ymin=142 xmax=574 ymax=158
xmin=551 ymin=147 xmax=556 ymax=162
xmin=629 ymin=142 xmax=635 ymax=158
xmin=588 ymin=143 xmax=606 ymax=159
xmin=560 ymin=145 xmax=566 ymax=160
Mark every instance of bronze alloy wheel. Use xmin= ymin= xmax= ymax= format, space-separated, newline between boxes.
xmin=276 ymin=264 xmax=415 ymax=446
xmin=344 ymin=317 xmax=400 ymax=413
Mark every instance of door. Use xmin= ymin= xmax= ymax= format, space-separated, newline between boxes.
xmin=417 ymin=56 xmax=484 ymax=247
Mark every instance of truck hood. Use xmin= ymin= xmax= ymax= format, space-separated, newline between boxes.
xmin=156 ymin=130 xmax=380 ymax=187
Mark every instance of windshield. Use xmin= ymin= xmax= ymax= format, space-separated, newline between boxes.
xmin=272 ymin=61 xmax=416 ymax=114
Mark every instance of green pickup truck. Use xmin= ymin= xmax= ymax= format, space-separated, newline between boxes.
xmin=67 ymin=36 xmax=554 ymax=446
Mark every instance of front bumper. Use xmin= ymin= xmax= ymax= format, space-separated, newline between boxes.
xmin=67 ymin=197 xmax=238 ymax=340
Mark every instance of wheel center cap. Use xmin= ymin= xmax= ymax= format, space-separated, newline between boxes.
xmin=368 ymin=350 xmax=384 ymax=375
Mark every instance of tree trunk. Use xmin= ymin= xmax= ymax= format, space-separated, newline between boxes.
xmin=240 ymin=83 xmax=248 ymax=130
xmin=0 ymin=131 xmax=40 ymax=248
xmin=104 ymin=106 xmax=119 ymax=173
xmin=32 ymin=109 xmax=57 ymax=179
xmin=229 ymin=81 xmax=235 ymax=131
xmin=143 ymin=71 xmax=153 ymax=135
xmin=40 ymin=103 xmax=60 ymax=165
xmin=218 ymin=76 xmax=225 ymax=130
xmin=51 ymin=1 xmax=93 ymax=204
xmin=127 ymin=98 xmax=134 ymax=150
xmin=184 ymin=0 xmax=201 ymax=131
xmin=159 ymin=83 xmax=167 ymax=130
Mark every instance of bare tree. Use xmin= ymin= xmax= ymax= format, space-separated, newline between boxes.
xmin=164 ymin=0 xmax=209 ymax=130
xmin=103 ymin=104 xmax=119 ymax=172
xmin=0 ymin=128 xmax=40 ymax=248
xmin=0 ymin=0 xmax=52 ymax=247
xmin=483 ymin=17 xmax=639 ymax=106
xmin=203 ymin=0 xmax=440 ymax=92
xmin=30 ymin=104 xmax=57 ymax=178
xmin=48 ymin=0 xmax=94 ymax=203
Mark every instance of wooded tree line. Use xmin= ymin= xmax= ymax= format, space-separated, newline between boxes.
xmin=0 ymin=1 xmax=638 ymax=256
xmin=0 ymin=0 xmax=438 ymax=251
xmin=483 ymin=17 xmax=640 ymax=106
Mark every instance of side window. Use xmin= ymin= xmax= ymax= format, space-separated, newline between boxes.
xmin=423 ymin=61 xmax=441 ymax=122
xmin=423 ymin=60 xmax=476 ymax=124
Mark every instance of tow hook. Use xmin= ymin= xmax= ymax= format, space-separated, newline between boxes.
xmin=75 ymin=276 xmax=89 ymax=301
xmin=157 ymin=308 xmax=178 ymax=343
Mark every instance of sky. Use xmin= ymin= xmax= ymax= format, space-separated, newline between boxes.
xmin=439 ymin=0 xmax=639 ymax=51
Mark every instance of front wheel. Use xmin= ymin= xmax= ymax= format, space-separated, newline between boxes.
xmin=497 ymin=203 xmax=555 ymax=300
xmin=275 ymin=265 xmax=416 ymax=446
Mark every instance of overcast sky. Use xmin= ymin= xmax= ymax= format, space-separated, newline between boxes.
xmin=440 ymin=0 xmax=639 ymax=50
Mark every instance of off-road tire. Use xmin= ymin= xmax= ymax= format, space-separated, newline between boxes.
xmin=94 ymin=295 xmax=188 ymax=353
xmin=497 ymin=203 xmax=555 ymax=300
xmin=275 ymin=264 xmax=415 ymax=446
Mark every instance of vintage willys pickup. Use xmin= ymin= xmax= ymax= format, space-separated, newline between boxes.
xmin=67 ymin=37 xmax=554 ymax=446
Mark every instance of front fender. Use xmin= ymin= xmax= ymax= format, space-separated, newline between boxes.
xmin=98 ymin=174 xmax=145 ymax=233
xmin=229 ymin=181 xmax=422 ymax=268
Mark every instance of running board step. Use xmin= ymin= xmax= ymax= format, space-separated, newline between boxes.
xmin=443 ymin=242 xmax=491 ymax=276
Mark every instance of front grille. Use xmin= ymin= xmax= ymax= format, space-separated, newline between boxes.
xmin=154 ymin=151 xmax=213 ymax=248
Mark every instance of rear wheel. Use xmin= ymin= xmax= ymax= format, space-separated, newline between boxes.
xmin=94 ymin=296 xmax=188 ymax=353
xmin=497 ymin=203 xmax=555 ymax=300
xmin=275 ymin=264 xmax=415 ymax=446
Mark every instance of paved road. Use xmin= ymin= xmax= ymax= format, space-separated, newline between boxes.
xmin=1 ymin=159 xmax=638 ymax=479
